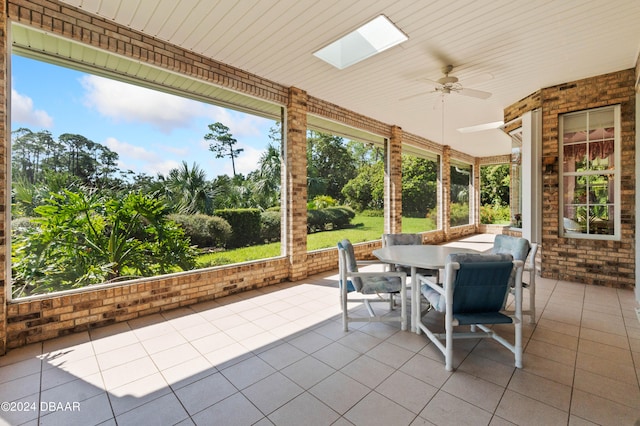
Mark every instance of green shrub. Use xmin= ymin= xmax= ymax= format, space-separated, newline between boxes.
xmin=450 ymin=203 xmax=471 ymax=227
xmin=260 ymin=210 xmax=281 ymax=243
xmin=480 ymin=205 xmax=511 ymax=224
xmin=307 ymin=195 xmax=337 ymax=209
xmin=214 ymin=208 xmax=262 ymax=248
xmin=307 ymin=206 xmax=355 ymax=233
xmin=169 ymin=214 xmax=232 ymax=248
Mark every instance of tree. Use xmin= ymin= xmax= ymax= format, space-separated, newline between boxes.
xmin=246 ymin=142 xmax=281 ymax=208
xmin=12 ymin=128 xmax=55 ymax=184
xmin=160 ymin=161 xmax=215 ymax=214
xmin=402 ymin=155 xmax=438 ymax=217
xmin=480 ymin=164 xmax=510 ymax=207
xmin=306 ymin=131 xmax=357 ymax=202
xmin=11 ymin=189 xmax=196 ymax=297
xmin=341 ymin=162 xmax=384 ymax=211
xmin=204 ymin=122 xmax=244 ymax=176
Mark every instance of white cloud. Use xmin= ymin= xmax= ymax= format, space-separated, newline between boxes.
xmin=11 ymin=89 xmax=53 ymax=128
xmin=203 ymin=108 xmax=273 ymax=139
xmin=81 ymin=75 xmax=206 ymax=134
xmin=81 ymin=74 xmax=275 ymax=141
xmin=105 ymin=136 xmax=179 ymax=176
xmin=218 ymin=144 xmax=263 ymax=176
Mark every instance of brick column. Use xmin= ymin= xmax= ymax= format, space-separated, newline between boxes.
xmin=441 ymin=146 xmax=451 ymax=240
xmin=473 ymin=158 xmax=481 ymax=231
xmin=384 ymin=126 xmax=403 ymax=234
xmin=0 ymin=2 xmax=7 ymax=355
xmin=284 ymin=87 xmax=308 ymax=281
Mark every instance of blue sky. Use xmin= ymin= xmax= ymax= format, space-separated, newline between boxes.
xmin=10 ymin=55 xmax=276 ymax=179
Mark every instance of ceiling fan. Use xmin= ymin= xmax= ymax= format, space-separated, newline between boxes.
xmin=401 ymin=65 xmax=492 ymax=101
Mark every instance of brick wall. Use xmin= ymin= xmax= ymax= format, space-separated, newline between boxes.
xmin=7 ymin=257 xmax=289 ymax=348
xmin=505 ymin=69 xmax=636 ymax=288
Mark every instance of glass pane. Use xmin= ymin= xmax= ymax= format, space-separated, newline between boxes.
xmin=588 ymin=205 xmax=614 ymax=235
xmin=562 ymin=205 xmax=584 ymax=234
xmin=588 ymin=174 xmax=613 ymax=204
xmin=450 ymin=164 xmax=471 ymax=226
xmin=402 ymin=154 xmax=439 ymax=231
xmin=563 ymin=143 xmax=587 ymax=173
xmin=589 ymin=139 xmax=614 ymax=170
xmin=563 ymin=113 xmax=587 ymax=141
xmin=588 ymin=109 xmax=614 ymax=133
xmin=563 ymin=175 xmax=587 ymax=204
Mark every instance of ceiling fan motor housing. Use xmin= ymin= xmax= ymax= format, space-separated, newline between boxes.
xmin=438 ymin=75 xmax=459 ymax=85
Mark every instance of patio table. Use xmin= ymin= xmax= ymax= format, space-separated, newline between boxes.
xmin=372 ymin=245 xmax=479 ymax=333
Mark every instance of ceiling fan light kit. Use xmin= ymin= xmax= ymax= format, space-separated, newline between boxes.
xmin=399 ymin=64 xmax=492 ymax=101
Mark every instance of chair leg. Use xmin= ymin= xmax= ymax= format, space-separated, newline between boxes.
xmin=529 ymin=272 xmax=536 ymax=324
xmin=341 ymin=288 xmax=349 ymax=332
xmin=445 ymin=311 xmax=453 ymax=371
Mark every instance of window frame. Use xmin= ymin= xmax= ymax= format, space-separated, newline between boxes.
xmin=558 ymin=105 xmax=621 ymax=240
xmin=449 ymin=159 xmax=473 ymax=227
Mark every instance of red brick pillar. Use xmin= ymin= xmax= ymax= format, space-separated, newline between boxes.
xmin=284 ymin=87 xmax=308 ymax=281
xmin=441 ymin=146 xmax=451 ymax=241
xmin=0 ymin=1 xmax=7 ymax=355
xmin=384 ymin=126 xmax=403 ymax=234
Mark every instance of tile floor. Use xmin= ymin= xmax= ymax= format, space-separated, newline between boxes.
xmin=0 ymin=239 xmax=639 ymax=425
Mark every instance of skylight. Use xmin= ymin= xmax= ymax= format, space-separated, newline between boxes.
xmin=313 ymin=15 xmax=408 ymax=70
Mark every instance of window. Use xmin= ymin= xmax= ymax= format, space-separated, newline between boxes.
xmin=480 ymin=163 xmax=510 ymax=225
xmin=560 ymin=106 xmax=620 ymax=239
xmin=401 ymin=150 xmax=439 ymax=232
xmin=450 ymin=161 xmax=472 ymax=227
xmin=11 ymin=55 xmax=281 ymax=298
xmin=307 ymin=130 xmax=384 ymax=249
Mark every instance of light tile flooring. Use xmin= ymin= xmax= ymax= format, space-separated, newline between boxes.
xmin=1 ymin=242 xmax=639 ymax=425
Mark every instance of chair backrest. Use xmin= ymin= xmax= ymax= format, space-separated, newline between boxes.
xmin=491 ymin=234 xmax=530 ymax=261
xmin=382 ymin=233 xmax=422 ymax=247
xmin=337 ymin=239 xmax=362 ymax=291
xmin=446 ymin=253 xmax=514 ymax=315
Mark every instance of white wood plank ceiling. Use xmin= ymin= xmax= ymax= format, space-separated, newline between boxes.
xmin=47 ymin=0 xmax=640 ymax=156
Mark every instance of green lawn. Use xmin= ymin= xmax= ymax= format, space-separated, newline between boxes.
xmin=197 ymin=215 xmax=436 ymax=267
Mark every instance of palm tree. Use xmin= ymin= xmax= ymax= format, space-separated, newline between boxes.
xmin=163 ymin=161 xmax=214 ymax=214
xmin=248 ymin=142 xmax=281 ymax=208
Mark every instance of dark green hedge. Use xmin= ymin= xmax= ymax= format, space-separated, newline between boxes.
xmin=169 ymin=214 xmax=232 ymax=248
xmin=307 ymin=206 xmax=355 ymax=233
xmin=214 ymin=208 xmax=262 ymax=248
xmin=260 ymin=210 xmax=281 ymax=243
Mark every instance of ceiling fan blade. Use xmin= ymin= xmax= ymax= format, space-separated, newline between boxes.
xmin=418 ymin=77 xmax=441 ymax=87
xmin=457 ymin=120 xmax=504 ymax=133
xmin=399 ymin=89 xmax=437 ymax=101
xmin=457 ymin=87 xmax=492 ymax=99
xmin=462 ymin=72 xmax=494 ymax=86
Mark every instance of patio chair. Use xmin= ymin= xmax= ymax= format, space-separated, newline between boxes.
xmin=490 ymin=234 xmax=537 ymax=323
xmin=381 ymin=233 xmax=440 ymax=283
xmin=337 ymin=239 xmax=407 ymax=332
xmin=416 ymin=253 xmax=524 ymax=371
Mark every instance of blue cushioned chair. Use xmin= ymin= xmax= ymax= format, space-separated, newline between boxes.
xmin=490 ymin=234 xmax=538 ymax=323
xmin=337 ymin=239 xmax=407 ymax=332
xmin=416 ymin=253 xmax=524 ymax=371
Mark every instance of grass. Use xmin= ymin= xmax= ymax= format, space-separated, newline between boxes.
xmin=197 ymin=214 xmax=436 ymax=267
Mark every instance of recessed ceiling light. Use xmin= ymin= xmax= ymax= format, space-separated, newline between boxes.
xmin=313 ymin=15 xmax=408 ymax=70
